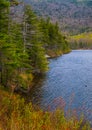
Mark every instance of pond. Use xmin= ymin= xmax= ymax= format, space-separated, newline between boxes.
xmin=29 ymin=50 xmax=92 ymax=123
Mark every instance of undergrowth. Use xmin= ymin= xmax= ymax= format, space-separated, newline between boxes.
xmin=0 ymin=89 xmax=91 ymax=130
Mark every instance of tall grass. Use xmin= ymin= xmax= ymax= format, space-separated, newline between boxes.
xmin=0 ymin=89 xmax=91 ymax=130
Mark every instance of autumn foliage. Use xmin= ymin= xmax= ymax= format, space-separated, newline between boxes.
xmin=0 ymin=88 xmax=91 ymax=130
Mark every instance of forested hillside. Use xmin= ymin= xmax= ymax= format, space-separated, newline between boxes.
xmin=23 ymin=0 xmax=92 ymax=34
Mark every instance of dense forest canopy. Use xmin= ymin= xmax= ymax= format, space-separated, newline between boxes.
xmin=0 ymin=0 xmax=70 ymax=90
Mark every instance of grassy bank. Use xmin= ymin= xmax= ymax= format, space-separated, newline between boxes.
xmin=0 ymin=87 xmax=91 ymax=130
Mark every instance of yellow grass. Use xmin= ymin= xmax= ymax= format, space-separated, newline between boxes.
xmin=0 ymin=89 xmax=91 ymax=130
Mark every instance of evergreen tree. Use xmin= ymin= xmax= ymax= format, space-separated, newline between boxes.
xmin=39 ymin=18 xmax=70 ymax=56
xmin=0 ymin=0 xmax=9 ymax=34
xmin=23 ymin=5 xmax=48 ymax=72
xmin=0 ymin=1 xmax=31 ymax=88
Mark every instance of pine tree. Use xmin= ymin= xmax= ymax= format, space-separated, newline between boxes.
xmin=0 ymin=1 xmax=31 ymax=88
xmin=0 ymin=0 xmax=9 ymax=34
xmin=23 ymin=5 xmax=48 ymax=73
xmin=39 ymin=18 xmax=70 ymax=55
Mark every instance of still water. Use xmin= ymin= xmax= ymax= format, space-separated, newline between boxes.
xmin=29 ymin=50 xmax=92 ymax=122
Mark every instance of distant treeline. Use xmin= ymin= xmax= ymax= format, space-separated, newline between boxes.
xmin=0 ymin=0 xmax=70 ymax=90
xmin=69 ymin=32 xmax=92 ymax=49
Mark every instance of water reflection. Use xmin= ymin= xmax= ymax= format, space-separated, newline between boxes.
xmin=28 ymin=74 xmax=46 ymax=106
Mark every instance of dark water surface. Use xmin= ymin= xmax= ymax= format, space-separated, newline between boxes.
xmin=29 ymin=50 xmax=92 ymax=123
